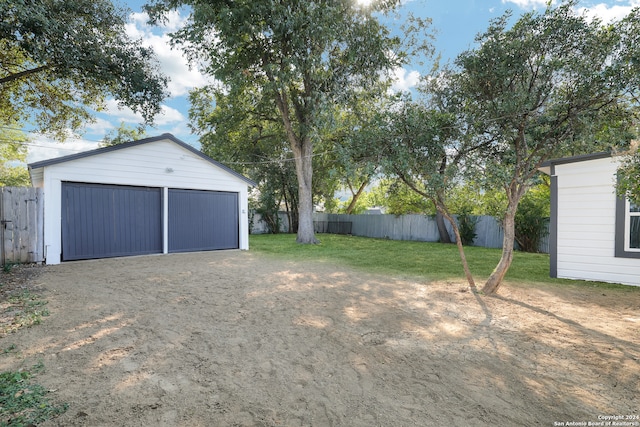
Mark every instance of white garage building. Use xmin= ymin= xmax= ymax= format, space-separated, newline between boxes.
xmin=28 ymin=134 xmax=255 ymax=265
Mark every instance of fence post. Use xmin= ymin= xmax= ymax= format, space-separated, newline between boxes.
xmin=35 ymin=188 xmax=44 ymax=262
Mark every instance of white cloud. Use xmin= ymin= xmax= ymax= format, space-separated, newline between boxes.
xmin=104 ymin=100 xmax=186 ymax=126
xmin=129 ymin=10 xmax=188 ymax=33
xmin=501 ymin=0 xmax=552 ymax=8
xmin=503 ymin=0 xmax=639 ymax=20
xmin=125 ymin=11 xmax=212 ymax=98
xmin=577 ymin=1 xmax=639 ymax=22
xmin=155 ymin=105 xmax=187 ymax=126
xmin=84 ymin=117 xmax=115 ymax=135
xmin=104 ymin=99 xmax=145 ymax=124
xmin=390 ymin=67 xmax=421 ymax=93
xmin=26 ymin=135 xmax=99 ymax=164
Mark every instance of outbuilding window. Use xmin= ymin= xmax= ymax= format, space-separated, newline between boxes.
xmin=628 ymin=201 xmax=640 ymax=251
xmin=615 ymin=197 xmax=640 ymax=258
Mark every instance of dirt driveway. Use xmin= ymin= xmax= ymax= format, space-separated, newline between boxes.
xmin=1 ymin=251 xmax=639 ymax=426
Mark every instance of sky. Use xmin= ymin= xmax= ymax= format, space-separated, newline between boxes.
xmin=25 ymin=0 xmax=640 ymax=163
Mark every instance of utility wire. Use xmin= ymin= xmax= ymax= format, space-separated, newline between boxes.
xmin=0 ymin=138 xmax=91 ymax=153
xmin=223 ymin=149 xmax=339 ymax=165
xmin=1 ymin=135 xmax=341 ymax=166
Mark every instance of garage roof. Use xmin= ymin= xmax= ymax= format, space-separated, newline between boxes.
xmin=28 ymin=133 xmax=256 ymax=186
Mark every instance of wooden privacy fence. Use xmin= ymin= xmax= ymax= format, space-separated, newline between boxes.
xmin=252 ymin=211 xmax=550 ymax=253
xmin=0 ymin=187 xmax=44 ymax=265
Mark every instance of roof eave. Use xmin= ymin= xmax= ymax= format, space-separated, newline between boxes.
xmin=538 ymin=151 xmax=612 ymax=175
xmin=27 ymin=133 xmax=257 ymax=187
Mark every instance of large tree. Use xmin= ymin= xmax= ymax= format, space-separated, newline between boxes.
xmin=328 ymin=89 xmax=393 ymax=215
xmin=146 ymin=0 xmax=429 ymax=243
xmin=0 ymin=0 xmax=168 ymax=139
xmin=191 ymin=80 xmax=372 ymax=231
xmin=190 ymin=83 xmax=300 ymax=232
xmin=451 ymin=1 xmax=640 ymax=294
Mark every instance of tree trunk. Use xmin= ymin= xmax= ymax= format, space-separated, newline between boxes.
xmin=396 ymin=174 xmax=474 ymax=288
xmin=345 ymin=179 xmax=369 ymax=215
xmin=435 ymin=211 xmax=452 ymax=243
xmin=440 ymin=208 xmax=476 ymax=289
xmin=289 ymin=187 xmax=300 ymax=233
xmin=482 ymin=199 xmax=517 ymax=294
xmin=435 ymin=156 xmax=452 ymax=244
xmin=282 ymin=185 xmax=292 ymax=233
xmin=293 ymin=136 xmax=319 ymax=244
xmin=272 ymin=89 xmax=318 ymax=244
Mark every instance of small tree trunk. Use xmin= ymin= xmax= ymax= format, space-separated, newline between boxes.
xmin=435 ymin=211 xmax=452 ymax=243
xmin=289 ymin=188 xmax=300 ymax=233
xmin=482 ymin=199 xmax=517 ymax=294
xmin=396 ymin=174 xmax=474 ymax=288
xmin=435 ymin=156 xmax=452 ymax=244
xmin=440 ymin=209 xmax=476 ymax=289
xmin=282 ymin=178 xmax=292 ymax=233
xmin=345 ymin=179 xmax=369 ymax=215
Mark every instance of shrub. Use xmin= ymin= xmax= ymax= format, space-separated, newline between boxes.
xmin=456 ymin=206 xmax=478 ymax=246
xmin=514 ymin=183 xmax=550 ymax=252
xmin=255 ymin=188 xmax=282 ymax=234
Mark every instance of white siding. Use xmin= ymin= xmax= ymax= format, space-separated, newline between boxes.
xmin=31 ymin=138 xmax=251 ymax=264
xmin=555 ymin=157 xmax=640 ymax=286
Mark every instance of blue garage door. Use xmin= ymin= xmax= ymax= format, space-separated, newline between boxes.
xmin=61 ymin=182 xmax=163 ymax=261
xmin=168 ymin=189 xmax=239 ymax=252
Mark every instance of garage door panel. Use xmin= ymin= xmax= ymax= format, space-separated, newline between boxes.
xmin=62 ymin=183 xmax=162 ymax=261
xmin=168 ymin=189 xmax=239 ymax=252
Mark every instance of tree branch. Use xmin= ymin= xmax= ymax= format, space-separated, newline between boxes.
xmin=0 ymin=65 xmax=50 ymax=85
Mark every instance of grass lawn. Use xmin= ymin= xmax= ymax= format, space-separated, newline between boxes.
xmin=250 ymin=233 xmax=637 ymax=291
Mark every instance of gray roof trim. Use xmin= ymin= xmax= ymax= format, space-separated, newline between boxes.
xmin=27 ymin=133 xmax=256 ymax=187
xmin=539 ymin=151 xmax=612 ymax=168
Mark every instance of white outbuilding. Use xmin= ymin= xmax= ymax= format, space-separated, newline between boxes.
xmin=540 ymin=152 xmax=640 ymax=286
xmin=28 ymin=134 xmax=255 ymax=265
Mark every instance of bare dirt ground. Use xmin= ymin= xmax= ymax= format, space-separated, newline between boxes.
xmin=1 ymin=251 xmax=639 ymax=427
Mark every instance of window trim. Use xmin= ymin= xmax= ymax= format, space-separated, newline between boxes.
xmin=615 ymin=196 xmax=640 ymax=258
xmin=626 ymin=200 xmax=640 ymax=252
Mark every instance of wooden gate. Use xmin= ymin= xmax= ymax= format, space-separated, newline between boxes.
xmin=0 ymin=187 xmax=44 ymax=265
